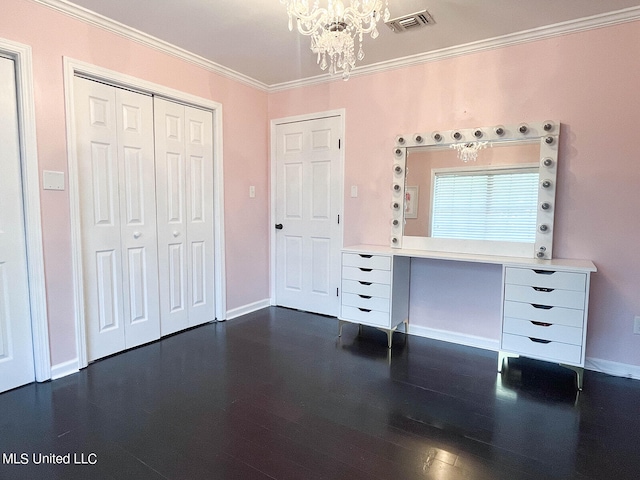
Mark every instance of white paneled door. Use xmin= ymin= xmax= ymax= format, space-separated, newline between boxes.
xmin=275 ymin=116 xmax=342 ymax=316
xmin=154 ymin=98 xmax=214 ymax=336
xmin=74 ymin=77 xmax=160 ymax=362
xmin=0 ymin=56 xmax=35 ymax=392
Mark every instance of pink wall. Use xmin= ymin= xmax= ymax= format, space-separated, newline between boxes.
xmin=3 ymin=0 xmax=639 ymax=371
xmin=269 ymin=22 xmax=640 ymax=368
xmin=1 ymin=0 xmax=270 ymax=366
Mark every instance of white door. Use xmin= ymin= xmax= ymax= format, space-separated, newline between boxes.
xmin=0 ymin=56 xmax=35 ymax=392
xmin=74 ymin=77 xmax=160 ymax=361
xmin=154 ymin=98 xmax=215 ymax=335
xmin=274 ymin=116 xmax=342 ymax=316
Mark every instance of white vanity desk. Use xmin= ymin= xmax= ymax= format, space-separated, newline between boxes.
xmin=339 ymin=244 xmax=596 ymax=389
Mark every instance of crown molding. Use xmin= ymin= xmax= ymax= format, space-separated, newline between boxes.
xmin=269 ymin=5 xmax=640 ymax=92
xmin=32 ymin=0 xmax=269 ymax=92
xmin=31 ymin=1 xmax=640 ymax=93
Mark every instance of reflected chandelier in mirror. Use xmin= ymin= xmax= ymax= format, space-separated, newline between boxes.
xmin=390 ymin=121 xmax=559 ymax=259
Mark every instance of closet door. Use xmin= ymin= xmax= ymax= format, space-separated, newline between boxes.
xmin=184 ymin=106 xmax=214 ymax=327
xmin=0 ymin=56 xmax=35 ymax=392
xmin=154 ymin=98 xmax=214 ymax=335
xmin=74 ymin=77 xmax=159 ymax=361
xmin=115 ymin=88 xmax=161 ymax=348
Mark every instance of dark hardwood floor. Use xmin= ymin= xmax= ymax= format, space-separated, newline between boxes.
xmin=1 ymin=306 xmax=639 ymax=479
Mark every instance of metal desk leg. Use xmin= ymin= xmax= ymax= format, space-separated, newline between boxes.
xmin=560 ymin=364 xmax=584 ymax=391
xmin=497 ymin=351 xmax=519 ymax=372
xmin=338 ymin=320 xmax=346 ymax=337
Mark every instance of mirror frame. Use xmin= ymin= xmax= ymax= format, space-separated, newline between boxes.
xmin=390 ymin=121 xmax=560 ymax=259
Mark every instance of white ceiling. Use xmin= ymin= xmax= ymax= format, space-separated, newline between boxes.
xmin=55 ymin=0 xmax=640 ymax=87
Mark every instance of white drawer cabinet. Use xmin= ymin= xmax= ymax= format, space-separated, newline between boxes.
xmin=339 ymin=251 xmax=410 ymax=348
xmin=500 ymin=266 xmax=592 ymax=389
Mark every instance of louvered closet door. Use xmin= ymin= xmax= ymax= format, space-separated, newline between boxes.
xmin=154 ymin=98 xmax=214 ymax=336
xmin=74 ymin=77 xmax=160 ymax=361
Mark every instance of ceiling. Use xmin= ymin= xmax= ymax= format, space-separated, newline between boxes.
xmin=51 ymin=0 xmax=640 ymax=87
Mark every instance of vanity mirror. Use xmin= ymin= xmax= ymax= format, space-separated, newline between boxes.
xmin=390 ymin=121 xmax=559 ymax=259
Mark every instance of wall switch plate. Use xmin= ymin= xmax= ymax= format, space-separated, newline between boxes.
xmin=249 ymin=186 xmax=255 ymax=198
xmin=350 ymin=185 xmax=358 ymax=198
xmin=634 ymin=316 xmax=640 ymax=335
xmin=43 ymin=170 xmax=65 ymax=191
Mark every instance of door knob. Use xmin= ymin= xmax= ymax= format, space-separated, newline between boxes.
xmin=275 ymin=224 xmax=283 ymax=230
xmin=133 ymin=231 xmax=142 ymax=239
xmin=173 ymin=231 xmax=181 ymax=237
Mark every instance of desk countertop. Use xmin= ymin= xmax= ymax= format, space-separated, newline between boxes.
xmin=343 ymin=244 xmax=597 ymax=273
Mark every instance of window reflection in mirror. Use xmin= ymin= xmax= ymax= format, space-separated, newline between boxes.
xmin=404 ymin=141 xmax=541 ymax=242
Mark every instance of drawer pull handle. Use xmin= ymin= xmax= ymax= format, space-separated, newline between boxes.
xmin=529 ymin=337 xmax=552 ymax=344
xmin=533 ymin=269 xmax=555 ymax=275
xmin=358 ymin=308 xmax=372 ymax=313
xmin=358 ymin=295 xmax=372 ymax=299
xmin=532 ymin=287 xmax=554 ymax=293
xmin=531 ymin=304 xmax=553 ymax=310
xmin=359 ymin=281 xmax=372 ymax=286
xmin=359 ymin=254 xmax=373 ymax=258
xmin=531 ymin=321 xmax=552 ymax=327
xmin=359 ymin=268 xmax=372 ymax=272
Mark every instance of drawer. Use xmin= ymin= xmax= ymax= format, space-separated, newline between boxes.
xmin=342 ymin=266 xmax=391 ymax=285
xmin=342 ymin=293 xmax=390 ymax=313
xmin=503 ymin=317 xmax=583 ymax=346
xmin=503 ymin=301 xmax=584 ymax=328
xmin=343 ymin=253 xmax=391 ymax=271
xmin=505 ymin=267 xmax=586 ymax=292
xmin=504 ymin=284 xmax=585 ymax=309
xmin=501 ymin=333 xmax=582 ymax=365
xmin=341 ymin=305 xmax=390 ymax=328
xmin=342 ymin=279 xmax=391 ymax=298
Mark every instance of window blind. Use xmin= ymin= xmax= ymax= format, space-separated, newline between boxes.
xmin=431 ymin=168 xmax=539 ymax=242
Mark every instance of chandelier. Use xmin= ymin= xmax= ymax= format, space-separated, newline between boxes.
xmin=280 ymin=0 xmax=390 ymax=80
xmin=450 ymin=141 xmax=490 ymax=162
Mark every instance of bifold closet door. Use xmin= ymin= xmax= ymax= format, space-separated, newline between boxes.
xmin=0 ymin=56 xmax=35 ymax=392
xmin=154 ymin=98 xmax=214 ymax=336
xmin=74 ymin=77 xmax=160 ymax=361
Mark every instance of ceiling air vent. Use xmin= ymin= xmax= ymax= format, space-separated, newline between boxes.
xmin=385 ymin=9 xmax=435 ymax=33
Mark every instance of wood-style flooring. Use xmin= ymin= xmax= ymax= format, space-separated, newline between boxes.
xmin=1 ymin=306 xmax=639 ymax=479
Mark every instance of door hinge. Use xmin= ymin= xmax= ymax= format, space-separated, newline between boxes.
xmin=336 ymin=288 xmax=339 ymax=297
xmin=338 ymin=138 xmax=341 ymax=149
xmin=337 ymin=214 xmax=340 ymax=224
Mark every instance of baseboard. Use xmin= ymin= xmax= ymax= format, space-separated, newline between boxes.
xmin=408 ymin=324 xmax=500 ymax=352
xmin=225 ymin=299 xmax=271 ymax=320
xmin=585 ymin=357 xmax=640 ymax=380
xmin=50 ymin=358 xmax=80 ymax=380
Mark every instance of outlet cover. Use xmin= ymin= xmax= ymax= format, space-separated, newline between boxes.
xmin=634 ymin=316 xmax=640 ymax=335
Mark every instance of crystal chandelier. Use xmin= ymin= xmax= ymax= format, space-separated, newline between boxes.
xmin=280 ymin=0 xmax=390 ymax=80
xmin=450 ymin=141 xmax=490 ymax=162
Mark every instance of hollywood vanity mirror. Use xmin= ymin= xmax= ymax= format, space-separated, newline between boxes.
xmin=390 ymin=121 xmax=560 ymax=259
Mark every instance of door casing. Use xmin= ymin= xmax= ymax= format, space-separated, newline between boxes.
xmin=0 ymin=38 xmax=49 ymax=382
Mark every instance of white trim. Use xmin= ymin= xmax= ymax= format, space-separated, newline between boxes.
xmin=0 ymin=38 xmax=51 ymax=382
xmin=64 ymin=57 xmax=226 ymax=368
xmin=408 ymin=324 xmax=500 ymax=352
xmin=585 ymin=357 xmax=640 ymax=381
xmin=226 ymin=299 xmax=271 ymax=321
xmin=50 ymin=359 xmax=79 ymax=380
xmin=269 ymin=6 xmax=640 ymax=91
xmin=269 ymin=109 xmax=346 ymax=308
xmin=34 ymin=0 xmax=268 ymax=92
